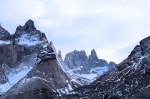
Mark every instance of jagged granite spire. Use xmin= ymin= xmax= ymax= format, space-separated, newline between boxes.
xmin=23 ymin=19 xmax=36 ymax=32
xmin=90 ymin=49 xmax=98 ymax=60
xmin=15 ymin=19 xmax=36 ymax=33
xmin=64 ymin=49 xmax=114 ymax=76
xmin=0 ymin=24 xmax=10 ymax=40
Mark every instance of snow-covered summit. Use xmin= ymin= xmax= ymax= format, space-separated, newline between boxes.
xmin=0 ymin=19 xmax=48 ymax=47
xmin=0 ymin=20 xmax=81 ymax=99
xmin=13 ymin=19 xmax=48 ymax=47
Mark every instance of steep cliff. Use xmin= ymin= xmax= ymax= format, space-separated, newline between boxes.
xmin=0 ymin=20 xmax=80 ymax=99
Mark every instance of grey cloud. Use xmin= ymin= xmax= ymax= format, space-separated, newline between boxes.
xmin=0 ymin=0 xmax=150 ymax=63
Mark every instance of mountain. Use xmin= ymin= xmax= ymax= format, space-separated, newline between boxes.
xmin=63 ymin=49 xmax=116 ymax=82
xmin=0 ymin=20 xmax=81 ymax=99
xmin=62 ymin=36 xmax=150 ymax=99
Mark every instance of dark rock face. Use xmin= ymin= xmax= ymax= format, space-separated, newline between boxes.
xmin=90 ymin=49 xmax=98 ymax=61
xmin=109 ymin=62 xmax=116 ymax=70
xmin=62 ymin=36 xmax=150 ymax=99
xmin=15 ymin=19 xmax=36 ymax=33
xmin=0 ymin=20 xmax=80 ymax=99
xmin=3 ymin=89 xmax=55 ymax=99
xmin=0 ymin=20 xmax=49 ymax=95
xmin=64 ymin=49 xmax=116 ymax=74
xmin=2 ymin=53 xmax=77 ymax=99
xmin=0 ymin=43 xmax=39 ymax=92
xmin=23 ymin=19 xmax=36 ymax=32
xmin=64 ymin=50 xmax=89 ymax=73
xmin=0 ymin=25 xmax=10 ymax=40
xmin=13 ymin=19 xmax=48 ymax=48
xmin=63 ymin=49 xmax=116 ymax=85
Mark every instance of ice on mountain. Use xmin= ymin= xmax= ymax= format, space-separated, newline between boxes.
xmin=15 ymin=33 xmax=43 ymax=46
xmin=90 ymin=66 xmax=109 ymax=75
xmin=0 ymin=40 xmax=10 ymax=44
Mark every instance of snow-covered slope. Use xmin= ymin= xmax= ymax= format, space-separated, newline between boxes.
xmin=0 ymin=53 xmax=37 ymax=94
xmin=2 ymin=42 xmax=81 ymax=99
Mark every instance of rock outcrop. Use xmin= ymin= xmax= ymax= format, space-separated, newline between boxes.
xmin=63 ymin=49 xmax=116 ymax=84
xmin=64 ymin=49 xmax=116 ymax=74
xmin=0 ymin=20 xmax=80 ymax=99
xmin=62 ymin=36 xmax=150 ymax=99
xmin=64 ymin=50 xmax=89 ymax=73
xmin=0 ymin=25 xmax=10 ymax=41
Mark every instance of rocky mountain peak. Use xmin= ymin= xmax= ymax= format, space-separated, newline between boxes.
xmin=64 ymin=49 xmax=116 ymax=78
xmin=13 ymin=20 xmax=48 ymax=47
xmin=117 ymin=36 xmax=150 ymax=71
xmin=15 ymin=19 xmax=36 ymax=33
xmin=0 ymin=20 xmax=80 ymax=99
xmin=0 ymin=24 xmax=10 ymax=40
xmin=23 ymin=19 xmax=36 ymax=32
xmin=63 ymin=36 xmax=150 ymax=99
xmin=108 ymin=61 xmax=116 ymax=69
xmin=140 ymin=36 xmax=150 ymax=52
xmin=90 ymin=49 xmax=98 ymax=60
xmin=64 ymin=50 xmax=88 ymax=69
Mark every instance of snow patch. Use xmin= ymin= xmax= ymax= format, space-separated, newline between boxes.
xmin=66 ymin=80 xmax=73 ymax=90
xmin=0 ymin=67 xmax=32 ymax=94
xmin=16 ymin=34 xmax=43 ymax=46
xmin=0 ymin=54 xmax=37 ymax=94
xmin=90 ymin=66 xmax=109 ymax=75
xmin=74 ymin=73 xmax=98 ymax=80
xmin=0 ymin=40 xmax=10 ymax=44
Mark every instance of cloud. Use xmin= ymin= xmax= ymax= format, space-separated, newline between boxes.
xmin=0 ymin=0 xmax=150 ymax=63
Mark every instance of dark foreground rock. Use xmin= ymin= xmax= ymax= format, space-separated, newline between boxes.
xmin=62 ymin=36 xmax=150 ymax=99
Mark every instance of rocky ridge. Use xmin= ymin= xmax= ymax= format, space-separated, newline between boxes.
xmin=63 ymin=49 xmax=116 ymax=82
xmin=62 ymin=36 xmax=150 ymax=99
xmin=0 ymin=20 xmax=80 ymax=99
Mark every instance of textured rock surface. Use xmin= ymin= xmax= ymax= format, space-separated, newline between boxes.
xmin=0 ymin=20 xmax=51 ymax=95
xmin=0 ymin=25 xmax=10 ymax=41
xmin=64 ymin=49 xmax=116 ymax=74
xmin=62 ymin=36 xmax=150 ymax=99
xmin=0 ymin=20 xmax=80 ymax=99
xmin=64 ymin=50 xmax=89 ymax=74
xmin=2 ymin=50 xmax=78 ymax=99
xmin=63 ymin=49 xmax=116 ymax=84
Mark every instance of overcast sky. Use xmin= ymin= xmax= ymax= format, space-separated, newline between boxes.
xmin=0 ymin=0 xmax=150 ymax=63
